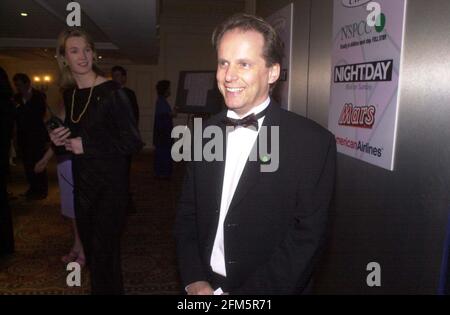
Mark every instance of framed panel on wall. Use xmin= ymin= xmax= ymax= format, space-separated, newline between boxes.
xmin=175 ymin=71 xmax=224 ymax=115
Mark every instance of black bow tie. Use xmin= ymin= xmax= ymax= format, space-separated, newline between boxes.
xmin=222 ymin=108 xmax=267 ymax=130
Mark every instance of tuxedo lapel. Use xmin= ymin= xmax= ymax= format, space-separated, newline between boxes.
xmin=227 ymin=102 xmax=281 ymax=212
xmin=202 ymin=112 xmax=228 ymax=211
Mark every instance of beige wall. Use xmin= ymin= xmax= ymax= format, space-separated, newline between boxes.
xmin=157 ymin=0 xmax=246 ymax=128
xmin=158 ymin=29 xmax=217 ymax=131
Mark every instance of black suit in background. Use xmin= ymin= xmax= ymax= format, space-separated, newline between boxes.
xmin=122 ymin=87 xmax=139 ymax=125
xmin=175 ymin=101 xmax=336 ymax=294
xmin=122 ymin=87 xmax=139 ymax=214
xmin=0 ymin=90 xmax=15 ymax=255
xmin=14 ymin=89 xmax=49 ymax=197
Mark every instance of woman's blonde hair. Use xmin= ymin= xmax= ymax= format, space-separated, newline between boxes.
xmin=56 ymin=28 xmax=103 ymax=88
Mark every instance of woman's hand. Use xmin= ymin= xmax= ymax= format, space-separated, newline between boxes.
xmin=34 ymin=158 xmax=48 ymax=173
xmin=64 ymin=137 xmax=84 ymax=155
xmin=33 ymin=147 xmax=53 ymax=173
xmin=49 ymin=127 xmax=71 ymax=146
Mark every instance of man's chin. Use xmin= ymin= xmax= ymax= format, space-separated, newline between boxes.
xmin=224 ymin=102 xmax=244 ymax=111
xmin=225 ymin=106 xmax=242 ymax=114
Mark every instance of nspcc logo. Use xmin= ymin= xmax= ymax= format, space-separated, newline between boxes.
xmin=342 ymin=0 xmax=372 ymax=8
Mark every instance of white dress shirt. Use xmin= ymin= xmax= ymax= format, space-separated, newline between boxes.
xmin=210 ymin=97 xmax=270 ymax=277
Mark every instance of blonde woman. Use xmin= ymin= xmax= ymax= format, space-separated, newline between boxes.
xmin=49 ymin=28 xmax=143 ymax=294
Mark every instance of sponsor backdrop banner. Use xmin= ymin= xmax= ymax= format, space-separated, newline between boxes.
xmin=267 ymin=3 xmax=293 ymax=110
xmin=329 ymin=0 xmax=407 ymax=171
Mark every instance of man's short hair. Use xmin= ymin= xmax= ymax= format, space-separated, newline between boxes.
xmin=13 ymin=73 xmax=31 ymax=85
xmin=156 ymin=80 xmax=170 ymax=96
xmin=212 ymin=13 xmax=284 ymax=67
xmin=111 ymin=65 xmax=127 ymax=76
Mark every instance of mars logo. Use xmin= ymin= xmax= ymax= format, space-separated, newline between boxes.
xmin=338 ymin=103 xmax=376 ymax=128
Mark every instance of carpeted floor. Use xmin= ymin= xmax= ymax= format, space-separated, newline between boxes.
xmin=0 ymin=151 xmax=184 ymax=295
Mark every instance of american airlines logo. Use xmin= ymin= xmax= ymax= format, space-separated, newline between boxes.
xmin=338 ymin=103 xmax=376 ymax=129
xmin=334 ymin=60 xmax=393 ymax=83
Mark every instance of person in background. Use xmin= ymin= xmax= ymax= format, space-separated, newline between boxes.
xmin=12 ymin=73 xmax=49 ymax=201
xmin=153 ymin=80 xmax=176 ymax=179
xmin=49 ymin=28 xmax=143 ymax=294
xmin=111 ymin=65 xmax=140 ymax=125
xmin=9 ymin=143 xmax=16 ymax=166
xmin=111 ymin=65 xmax=140 ymax=213
xmin=0 ymin=66 xmax=15 ymax=256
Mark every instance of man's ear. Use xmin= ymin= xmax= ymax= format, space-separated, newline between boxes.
xmin=268 ymin=63 xmax=281 ymax=84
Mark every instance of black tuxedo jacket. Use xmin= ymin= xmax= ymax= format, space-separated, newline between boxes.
xmin=174 ymin=101 xmax=336 ymax=294
xmin=122 ymin=87 xmax=140 ymax=125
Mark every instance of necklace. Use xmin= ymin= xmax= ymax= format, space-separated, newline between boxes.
xmin=70 ymin=76 xmax=96 ymax=123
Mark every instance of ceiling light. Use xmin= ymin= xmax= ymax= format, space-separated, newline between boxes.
xmin=20 ymin=12 xmax=28 ymax=17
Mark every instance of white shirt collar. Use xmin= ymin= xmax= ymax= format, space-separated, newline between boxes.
xmin=226 ymin=97 xmax=271 ymax=119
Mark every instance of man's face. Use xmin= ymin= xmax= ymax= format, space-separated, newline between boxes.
xmin=216 ymin=29 xmax=280 ymax=116
xmin=64 ymin=36 xmax=94 ymax=76
xmin=112 ymin=71 xmax=126 ymax=86
xmin=13 ymin=80 xmax=29 ymax=95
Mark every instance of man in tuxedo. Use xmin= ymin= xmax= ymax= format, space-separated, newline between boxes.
xmin=0 ymin=67 xmax=15 ymax=255
xmin=111 ymin=66 xmax=140 ymax=214
xmin=13 ymin=73 xmax=49 ymax=200
xmin=111 ymin=66 xmax=140 ymax=125
xmin=174 ymin=13 xmax=336 ymax=295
